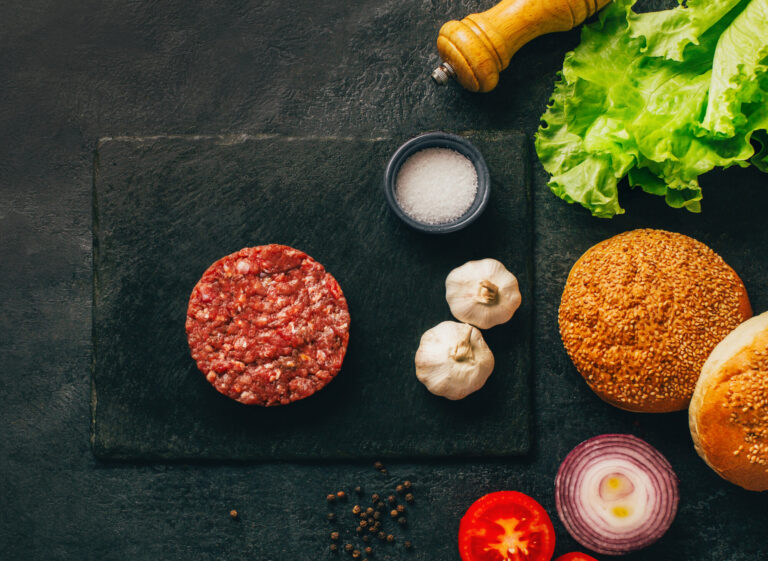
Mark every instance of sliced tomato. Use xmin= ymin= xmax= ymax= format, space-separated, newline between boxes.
xmin=554 ymin=554 xmax=599 ymax=561
xmin=459 ymin=491 xmax=556 ymax=561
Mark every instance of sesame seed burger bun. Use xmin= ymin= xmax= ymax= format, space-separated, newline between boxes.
xmin=689 ymin=312 xmax=768 ymax=491
xmin=559 ymin=229 xmax=751 ymax=413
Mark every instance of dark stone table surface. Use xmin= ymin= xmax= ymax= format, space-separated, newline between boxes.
xmin=2 ymin=1 xmax=766 ymax=560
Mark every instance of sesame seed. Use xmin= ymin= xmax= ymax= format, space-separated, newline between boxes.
xmin=559 ymin=229 xmax=749 ymax=412
xmin=724 ymin=364 xmax=768 ymax=468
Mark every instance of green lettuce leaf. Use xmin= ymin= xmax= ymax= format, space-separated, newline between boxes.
xmin=627 ymin=0 xmax=743 ymax=61
xmin=753 ymin=129 xmax=768 ymax=171
xmin=535 ymin=0 xmax=768 ymax=218
xmin=701 ymin=0 xmax=768 ymax=136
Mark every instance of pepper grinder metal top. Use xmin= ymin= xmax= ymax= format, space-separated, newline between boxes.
xmin=430 ymin=62 xmax=456 ymax=86
xmin=431 ymin=0 xmax=611 ymax=93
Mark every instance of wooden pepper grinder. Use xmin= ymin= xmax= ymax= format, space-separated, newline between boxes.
xmin=432 ymin=0 xmax=611 ymax=92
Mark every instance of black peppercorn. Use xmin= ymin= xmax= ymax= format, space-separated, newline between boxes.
xmin=390 ymin=509 xmax=398 ymax=518
xmin=359 ymin=512 xmax=367 ymax=520
xmin=368 ymin=525 xmax=377 ymax=533
xmin=352 ymin=550 xmax=361 ymax=559
xmin=377 ymin=531 xmax=386 ymax=541
xmin=398 ymin=517 xmax=407 ymax=526
xmin=356 ymin=527 xmax=364 ymax=536
xmin=362 ymin=535 xmax=370 ymax=543
xmin=330 ymin=544 xmax=338 ymax=553
xmin=404 ymin=540 xmax=413 ymax=550
xmin=395 ymin=484 xmax=404 ymax=494
xmin=352 ymin=505 xmax=362 ymax=515
xmin=396 ymin=504 xmax=405 ymax=513
xmin=327 ymin=494 xmax=336 ymax=503
xmin=387 ymin=494 xmax=396 ymax=504
xmin=327 ymin=512 xmax=336 ymax=521
xmin=405 ymin=493 xmax=414 ymax=504
xmin=345 ymin=544 xmax=353 ymax=552
xmin=375 ymin=501 xmax=385 ymax=511
xmin=380 ymin=468 xmax=388 ymax=475
xmin=229 ymin=509 xmax=238 ymax=519
xmin=373 ymin=461 xmax=383 ymax=470
xmin=336 ymin=491 xmax=347 ymax=501
xmin=360 ymin=520 xmax=368 ymax=528
xmin=373 ymin=520 xmax=381 ymax=530
xmin=331 ymin=532 xmax=340 ymax=541
xmin=365 ymin=546 xmax=373 ymax=555
xmin=365 ymin=507 xmax=374 ymax=516
xmin=386 ymin=534 xmax=394 ymax=543
xmin=373 ymin=511 xmax=381 ymax=520
xmin=371 ymin=493 xmax=380 ymax=502
xmin=403 ymin=480 xmax=412 ymax=489
xmin=354 ymin=486 xmax=363 ymax=495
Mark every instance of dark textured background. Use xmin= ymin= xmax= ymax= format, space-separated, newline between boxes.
xmin=1 ymin=0 xmax=766 ymax=560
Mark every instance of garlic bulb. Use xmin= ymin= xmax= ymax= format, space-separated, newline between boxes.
xmin=414 ymin=321 xmax=494 ymax=400
xmin=445 ymin=258 xmax=521 ymax=329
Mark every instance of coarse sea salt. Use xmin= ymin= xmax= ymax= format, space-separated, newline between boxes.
xmin=394 ymin=147 xmax=478 ymax=225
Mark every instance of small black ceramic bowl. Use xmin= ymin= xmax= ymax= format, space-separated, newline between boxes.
xmin=383 ymin=131 xmax=490 ymax=234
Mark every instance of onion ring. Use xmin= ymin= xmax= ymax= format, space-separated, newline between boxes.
xmin=555 ymin=434 xmax=679 ymax=555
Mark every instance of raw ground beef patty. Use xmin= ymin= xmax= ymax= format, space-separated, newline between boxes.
xmin=186 ymin=245 xmax=350 ymax=406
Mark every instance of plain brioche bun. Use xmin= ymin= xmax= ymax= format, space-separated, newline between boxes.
xmin=559 ymin=229 xmax=751 ymax=413
xmin=689 ymin=312 xmax=768 ymax=491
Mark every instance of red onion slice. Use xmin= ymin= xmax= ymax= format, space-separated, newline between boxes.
xmin=555 ymin=434 xmax=679 ymax=556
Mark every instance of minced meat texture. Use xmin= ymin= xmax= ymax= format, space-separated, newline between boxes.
xmin=186 ymin=245 xmax=350 ymax=406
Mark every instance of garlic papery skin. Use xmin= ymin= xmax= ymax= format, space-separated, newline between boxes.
xmin=415 ymin=321 xmax=495 ymax=400
xmin=445 ymin=258 xmax=521 ymax=329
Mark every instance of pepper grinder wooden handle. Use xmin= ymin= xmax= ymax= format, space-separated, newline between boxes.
xmin=432 ymin=0 xmax=611 ymax=92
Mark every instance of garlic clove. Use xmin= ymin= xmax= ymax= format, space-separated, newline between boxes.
xmin=445 ymin=258 xmax=521 ymax=329
xmin=414 ymin=321 xmax=494 ymax=400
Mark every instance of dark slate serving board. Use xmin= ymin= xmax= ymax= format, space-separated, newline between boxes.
xmin=92 ymin=132 xmax=532 ymax=460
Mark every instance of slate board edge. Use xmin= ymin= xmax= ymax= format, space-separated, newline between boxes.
xmin=90 ymin=131 xmax=532 ymax=462
xmin=90 ymin=147 xmax=100 ymax=456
